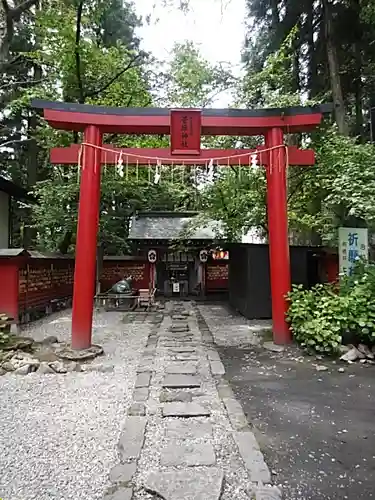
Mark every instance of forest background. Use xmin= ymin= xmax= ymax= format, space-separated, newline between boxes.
xmin=1 ymin=0 xmax=375 ymax=255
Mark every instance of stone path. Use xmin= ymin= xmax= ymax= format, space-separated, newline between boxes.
xmin=106 ymin=301 xmax=281 ymax=500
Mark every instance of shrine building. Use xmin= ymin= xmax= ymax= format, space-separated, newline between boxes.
xmin=128 ymin=211 xmax=229 ymax=298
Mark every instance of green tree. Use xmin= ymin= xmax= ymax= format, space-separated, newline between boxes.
xmin=165 ymin=41 xmax=235 ymax=108
xmin=201 ymin=28 xmax=375 ymax=245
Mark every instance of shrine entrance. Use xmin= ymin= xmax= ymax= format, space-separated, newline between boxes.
xmin=33 ymin=99 xmax=329 ymax=349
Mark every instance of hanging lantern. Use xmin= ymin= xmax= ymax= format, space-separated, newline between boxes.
xmin=148 ymin=249 xmax=157 ymax=263
xmin=199 ymin=250 xmax=208 ymax=263
xmin=212 ymin=250 xmax=229 ymax=260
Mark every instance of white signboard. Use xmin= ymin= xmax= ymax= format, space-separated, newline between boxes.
xmin=338 ymin=227 xmax=368 ymax=276
xmin=172 ymin=282 xmax=180 ymax=293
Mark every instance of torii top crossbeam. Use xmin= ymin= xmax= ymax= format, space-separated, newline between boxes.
xmin=32 ymin=99 xmax=331 ymax=351
xmin=33 ymin=100 xmax=331 ymax=135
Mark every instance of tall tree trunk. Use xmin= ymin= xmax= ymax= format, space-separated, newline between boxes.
xmin=271 ymin=0 xmax=279 ymax=30
xmin=353 ymin=0 xmax=363 ymax=137
xmin=23 ymin=1 xmax=41 ymax=248
xmin=307 ymin=1 xmax=318 ymax=97
xmin=322 ymin=0 xmax=348 ymax=135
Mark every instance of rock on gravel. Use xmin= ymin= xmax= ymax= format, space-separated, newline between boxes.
xmin=38 ymin=362 xmax=56 ymax=374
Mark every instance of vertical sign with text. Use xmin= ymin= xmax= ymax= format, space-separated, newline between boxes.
xmin=170 ymin=109 xmax=201 ymax=155
xmin=338 ymin=227 xmax=368 ymax=276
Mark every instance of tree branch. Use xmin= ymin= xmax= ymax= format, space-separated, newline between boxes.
xmin=1 ymin=0 xmax=9 ymax=13
xmin=0 ymin=0 xmax=38 ymax=65
xmin=0 ymin=138 xmax=32 ymax=148
xmin=0 ymin=78 xmax=45 ymax=89
xmin=75 ymin=0 xmax=85 ymax=104
xmin=13 ymin=0 xmax=39 ymax=20
xmin=84 ymin=55 xmax=142 ymax=99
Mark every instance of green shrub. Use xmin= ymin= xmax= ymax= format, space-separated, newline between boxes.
xmin=286 ymin=261 xmax=375 ymax=354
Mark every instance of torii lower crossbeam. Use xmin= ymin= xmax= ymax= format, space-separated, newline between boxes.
xmin=33 ymin=99 xmax=329 ymax=349
xmin=51 ymin=145 xmax=315 ymax=166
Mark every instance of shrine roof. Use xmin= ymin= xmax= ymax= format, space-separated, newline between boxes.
xmin=128 ymin=212 xmax=224 ymax=241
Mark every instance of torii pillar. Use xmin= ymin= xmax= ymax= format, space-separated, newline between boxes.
xmin=71 ymin=126 xmax=102 ymax=349
xmin=265 ymin=128 xmax=290 ymax=344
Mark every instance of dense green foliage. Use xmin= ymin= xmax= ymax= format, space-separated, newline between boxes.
xmin=287 ymin=262 xmax=375 ymax=354
xmin=1 ymin=0 xmax=375 ymax=257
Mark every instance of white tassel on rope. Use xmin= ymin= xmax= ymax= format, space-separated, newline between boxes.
xmin=207 ymin=158 xmax=214 ymax=183
xmin=250 ymin=153 xmax=258 ymax=170
xmin=117 ymin=151 xmax=124 ymax=177
xmin=154 ymin=159 xmax=161 ymax=184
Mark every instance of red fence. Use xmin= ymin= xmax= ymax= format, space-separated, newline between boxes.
xmin=100 ymin=257 xmax=150 ymax=291
xmin=0 ymin=250 xmax=75 ymax=324
xmin=0 ymin=249 xmax=227 ymax=323
xmin=0 ymin=251 xmax=149 ymax=324
xmin=19 ymin=258 xmax=74 ymax=313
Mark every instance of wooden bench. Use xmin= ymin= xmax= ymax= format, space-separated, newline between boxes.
xmin=137 ymin=288 xmax=156 ymax=311
xmin=95 ymin=293 xmax=138 ymax=311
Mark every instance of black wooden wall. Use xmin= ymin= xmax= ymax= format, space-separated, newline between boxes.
xmin=228 ymin=244 xmax=319 ymax=319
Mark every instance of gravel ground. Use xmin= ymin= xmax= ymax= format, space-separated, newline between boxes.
xmin=197 ymin=303 xmax=271 ymax=347
xmin=0 ymin=310 xmax=149 ymax=500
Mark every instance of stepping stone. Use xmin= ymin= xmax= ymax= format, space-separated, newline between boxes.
xmin=118 ymin=417 xmax=146 ymax=461
xmin=128 ymin=403 xmax=146 ymax=416
xmin=255 ymin=486 xmax=283 ymax=500
xmin=104 ymin=488 xmax=133 ymax=500
xmin=161 ymin=441 xmax=216 ymax=466
xmin=135 ymin=372 xmax=151 ymax=388
xmin=210 ymin=360 xmax=225 ymax=375
xmin=233 ymin=431 xmax=271 ymax=483
xmin=165 ymin=420 xmax=213 ymax=439
xmin=133 ymin=387 xmax=149 ymax=402
xmin=145 ymin=468 xmax=224 ymax=500
xmin=162 ymin=402 xmax=210 ymax=418
xmin=170 ymin=325 xmax=189 ymax=333
xmin=162 ymin=343 xmax=197 ymax=348
xmin=163 ymin=340 xmax=195 ymax=344
xmin=168 ymin=347 xmax=196 ymax=353
xmin=172 ymin=314 xmax=188 ymax=320
xmin=163 ymin=374 xmax=201 ymax=388
xmin=109 ymin=462 xmax=137 ymax=484
xmin=174 ymin=355 xmax=198 ymax=361
xmin=207 ymin=349 xmax=221 ymax=362
xmin=137 ymin=359 xmax=154 ymax=371
xmin=160 ymin=335 xmax=194 ymax=341
xmin=160 ymin=390 xmax=193 ymax=403
xmin=166 ymin=362 xmax=197 ymax=375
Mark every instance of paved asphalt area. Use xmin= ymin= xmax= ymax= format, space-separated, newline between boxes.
xmin=218 ymin=346 xmax=375 ymax=500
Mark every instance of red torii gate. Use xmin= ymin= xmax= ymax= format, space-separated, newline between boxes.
xmin=33 ymin=100 xmax=329 ymax=349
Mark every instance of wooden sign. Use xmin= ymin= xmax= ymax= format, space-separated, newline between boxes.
xmin=170 ymin=109 xmax=201 ymax=155
xmin=338 ymin=227 xmax=368 ymax=276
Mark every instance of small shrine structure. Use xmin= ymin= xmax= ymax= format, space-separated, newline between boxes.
xmin=128 ymin=211 xmax=229 ymax=297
